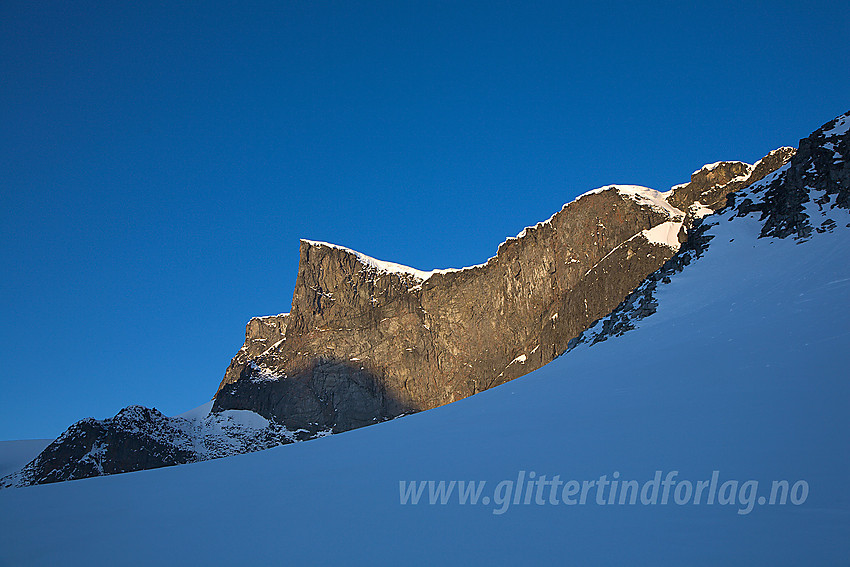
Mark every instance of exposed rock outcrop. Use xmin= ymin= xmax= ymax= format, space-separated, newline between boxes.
xmin=6 ymin=406 xmax=197 ymax=486
xmin=1 ymin=404 xmax=312 ymax=487
xmin=734 ymin=112 xmax=849 ymax=239
xmin=668 ymin=146 xmax=796 ymax=213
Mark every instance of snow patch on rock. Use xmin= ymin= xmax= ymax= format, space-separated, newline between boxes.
xmin=641 ymin=221 xmax=684 ymax=249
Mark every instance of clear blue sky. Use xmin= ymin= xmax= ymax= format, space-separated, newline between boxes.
xmin=1 ymin=0 xmax=848 ymax=440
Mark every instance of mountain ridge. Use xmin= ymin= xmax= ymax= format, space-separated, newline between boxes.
xmin=210 ymin=153 xmax=798 ymax=434
xmin=4 ymin=110 xmax=846 ymax=488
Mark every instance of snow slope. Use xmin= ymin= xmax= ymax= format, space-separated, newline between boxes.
xmin=0 ymin=191 xmax=848 ymax=565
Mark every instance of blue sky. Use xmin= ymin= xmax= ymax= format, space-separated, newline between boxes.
xmin=1 ymin=0 xmax=848 ymax=440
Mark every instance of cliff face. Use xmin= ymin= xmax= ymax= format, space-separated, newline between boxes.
xmin=213 ymin=148 xmax=794 ymax=434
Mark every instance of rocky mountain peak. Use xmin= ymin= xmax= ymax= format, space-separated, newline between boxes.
xmin=210 ymin=174 xmax=790 ymax=435
xmin=668 ymin=147 xmax=797 ymax=213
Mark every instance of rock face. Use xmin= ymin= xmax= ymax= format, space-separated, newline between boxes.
xmin=213 ymin=151 xmax=795 ymax=435
xmin=667 ymin=146 xmax=796 ymax=213
xmin=214 ymin=187 xmax=684 ymax=432
xmin=8 ymin=109 xmax=846 ymax=489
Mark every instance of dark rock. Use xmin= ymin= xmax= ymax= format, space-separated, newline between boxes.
xmin=4 ymin=406 xmax=197 ymax=486
xmin=751 ymin=114 xmax=849 ymax=239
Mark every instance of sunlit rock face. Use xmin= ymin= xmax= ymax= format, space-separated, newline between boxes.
xmin=213 ymin=145 xmax=796 ymax=434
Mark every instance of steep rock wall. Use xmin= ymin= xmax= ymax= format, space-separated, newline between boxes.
xmin=214 ymin=151 xmax=793 ymax=433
